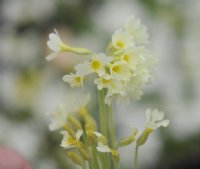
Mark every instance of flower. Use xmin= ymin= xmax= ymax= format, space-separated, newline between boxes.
xmin=145 ymin=109 xmax=169 ymax=130
xmin=75 ymin=53 xmax=112 ymax=77
xmin=46 ymin=30 xmax=91 ymax=61
xmin=46 ymin=30 xmax=69 ymax=61
xmin=112 ymin=30 xmax=133 ymax=49
xmin=63 ymin=73 xmax=83 ymax=87
xmin=49 ymin=104 xmax=67 ymax=131
xmin=125 ymin=16 xmax=149 ymax=45
xmin=110 ymin=61 xmax=131 ymax=81
xmin=60 ymin=129 xmax=83 ymax=149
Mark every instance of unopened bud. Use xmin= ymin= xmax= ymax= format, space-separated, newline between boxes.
xmin=136 ymin=128 xmax=153 ymax=146
xmin=117 ymin=129 xmax=138 ymax=147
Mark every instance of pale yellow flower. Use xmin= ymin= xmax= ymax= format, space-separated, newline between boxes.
xmin=63 ymin=73 xmax=83 ymax=87
xmin=112 ymin=29 xmax=133 ymax=49
xmin=110 ymin=61 xmax=131 ymax=81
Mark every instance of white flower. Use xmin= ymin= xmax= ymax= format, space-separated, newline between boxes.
xmin=46 ymin=30 xmax=69 ymax=61
xmin=112 ymin=29 xmax=133 ymax=49
xmin=46 ymin=30 xmax=91 ymax=61
xmin=145 ymin=109 xmax=169 ymax=130
xmin=121 ymin=46 xmax=145 ymax=71
xmin=49 ymin=104 xmax=67 ymax=131
xmin=60 ymin=129 xmax=83 ymax=149
xmin=75 ymin=53 xmax=112 ymax=77
xmin=63 ymin=73 xmax=83 ymax=87
xmin=125 ymin=16 xmax=149 ymax=45
xmin=110 ymin=61 xmax=131 ymax=81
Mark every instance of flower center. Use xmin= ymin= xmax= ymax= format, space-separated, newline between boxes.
xmin=116 ymin=41 xmax=124 ymax=48
xmin=91 ymin=60 xmax=101 ymax=70
xmin=112 ymin=65 xmax=120 ymax=73
xmin=74 ymin=76 xmax=81 ymax=84
xmin=123 ymin=54 xmax=129 ymax=62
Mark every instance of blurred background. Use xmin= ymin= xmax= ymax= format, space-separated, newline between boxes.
xmin=1 ymin=0 xmax=200 ymax=169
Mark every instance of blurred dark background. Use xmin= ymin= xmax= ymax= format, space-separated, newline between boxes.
xmin=1 ymin=0 xmax=200 ymax=169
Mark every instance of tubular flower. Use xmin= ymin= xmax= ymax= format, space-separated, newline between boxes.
xmin=46 ymin=30 xmax=91 ymax=61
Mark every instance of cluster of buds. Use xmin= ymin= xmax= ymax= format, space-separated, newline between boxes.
xmin=48 ymin=95 xmax=120 ymax=168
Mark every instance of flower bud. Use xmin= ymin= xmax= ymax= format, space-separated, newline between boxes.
xmin=136 ymin=128 xmax=153 ymax=146
xmin=117 ymin=129 xmax=138 ymax=147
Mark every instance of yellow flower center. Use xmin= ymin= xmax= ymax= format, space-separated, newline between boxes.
xmin=74 ymin=76 xmax=81 ymax=84
xmin=112 ymin=65 xmax=120 ymax=73
xmin=123 ymin=54 xmax=129 ymax=62
xmin=116 ymin=41 xmax=124 ymax=48
xmin=102 ymin=78 xmax=111 ymax=85
xmin=67 ymin=137 xmax=77 ymax=145
xmin=91 ymin=60 xmax=101 ymax=70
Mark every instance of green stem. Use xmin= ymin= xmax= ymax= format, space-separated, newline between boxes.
xmin=97 ymin=89 xmax=107 ymax=138
xmin=134 ymin=145 xmax=139 ymax=169
xmin=108 ymin=104 xmax=115 ymax=149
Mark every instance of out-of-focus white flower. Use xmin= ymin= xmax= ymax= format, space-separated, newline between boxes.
xmin=145 ymin=109 xmax=169 ymax=130
xmin=60 ymin=129 xmax=83 ymax=149
xmin=125 ymin=16 xmax=149 ymax=45
xmin=63 ymin=73 xmax=83 ymax=87
xmin=112 ymin=30 xmax=133 ymax=49
xmin=46 ymin=30 xmax=91 ymax=61
xmin=49 ymin=104 xmax=67 ymax=131
xmin=70 ymin=94 xmax=91 ymax=113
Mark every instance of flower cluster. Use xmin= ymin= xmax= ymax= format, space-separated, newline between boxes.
xmin=46 ymin=16 xmax=169 ymax=169
xmin=46 ymin=16 xmax=156 ymax=105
